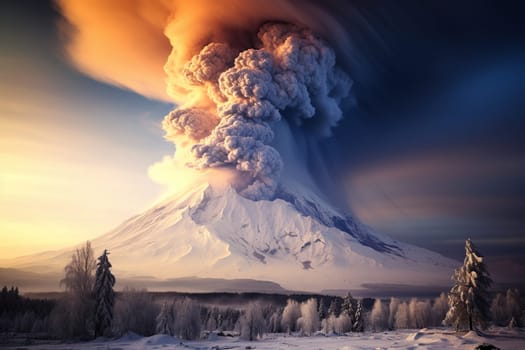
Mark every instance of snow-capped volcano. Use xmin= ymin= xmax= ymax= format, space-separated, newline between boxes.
xmin=5 ymin=178 xmax=456 ymax=292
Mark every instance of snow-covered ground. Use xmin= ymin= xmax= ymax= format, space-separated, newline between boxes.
xmin=6 ymin=328 xmax=525 ymax=350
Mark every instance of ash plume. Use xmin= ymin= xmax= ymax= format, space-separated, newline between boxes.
xmin=167 ymin=24 xmax=350 ymax=199
xmin=56 ymin=0 xmax=353 ymax=200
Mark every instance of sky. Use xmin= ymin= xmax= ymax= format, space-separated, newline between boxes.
xmin=1 ymin=1 xmax=524 ymax=283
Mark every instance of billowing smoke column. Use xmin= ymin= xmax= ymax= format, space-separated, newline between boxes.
xmin=56 ymin=0 xmax=354 ymax=201
xmin=163 ymin=23 xmax=351 ymax=199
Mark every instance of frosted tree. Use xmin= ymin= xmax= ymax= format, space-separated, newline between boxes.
xmin=59 ymin=241 xmax=97 ymax=339
xmin=408 ymin=298 xmax=418 ymax=328
xmin=505 ymin=289 xmax=521 ymax=327
xmin=297 ymin=298 xmax=320 ymax=336
xmin=113 ymin=288 xmax=159 ymax=336
xmin=327 ymin=299 xmax=339 ymax=317
xmin=394 ymin=302 xmax=409 ymax=329
xmin=341 ymin=292 xmax=356 ymax=325
xmin=61 ymin=241 xmax=96 ymax=298
xmin=490 ymin=288 xmax=522 ymax=327
xmin=334 ymin=313 xmax=352 ymax=333
xmin=432 ymin=292 xmax=448 ymax=326
xmin=93 ymin=249 xmax=116 ymax=337
xmin=445 ymin=238 xmax=492 ymax=331
xmin=240 ymin=301 xmax=265 ymax=341
xmin=156 ymin=301 xmax=174 ymax=335
xmin=281 ymin=299 xmax=300 ymax=333
xmin=173 ymin=298 xmax=201 ymax=340
xmin=369 ymin=299 xmax=388 ymax=331
xmin=414 ymin=300 xmax=432 ymax=328
xmin=388 ymin=297 xmax=401 ymax=329
xmin=352 ymin=300 xmax=364 ymax=332
xmin=321 ymin=314 xmax=335 ymax=334
xmin=268 ymin=309 xmax=282 ymax=333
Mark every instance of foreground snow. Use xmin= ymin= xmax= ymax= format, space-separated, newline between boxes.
xmin=9 ymin=328 xmax=525 ymax=350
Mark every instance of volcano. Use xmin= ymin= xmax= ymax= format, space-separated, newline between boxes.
xmin=5 ymin=178 xmax=456 ymax=293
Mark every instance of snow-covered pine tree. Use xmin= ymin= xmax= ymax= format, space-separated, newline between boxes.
xmin=444 ymin=238 xmax=492 ymax=331
xmin=341 ymin=292 xmax=356 ymax=325
xmin=352 ymin=300 xmax=364 ymax=332
xmin=93 ymin=249 xmax=116 ymax=337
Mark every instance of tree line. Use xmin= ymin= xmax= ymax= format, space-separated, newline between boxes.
xmin=0 ymin=238 xmax=523 ymax=342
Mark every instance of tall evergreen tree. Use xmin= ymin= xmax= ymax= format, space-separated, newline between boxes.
xmin=341 ymin=292 xmax=356 ymax=325
xmin=93 ymin=249 xmax=116 ymax=337
xmin=444 ymin=238 xmax=492 ymax=331
xmin=352 ymin=300 xmax=364 ymax=332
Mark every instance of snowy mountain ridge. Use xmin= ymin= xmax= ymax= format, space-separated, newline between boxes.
xmin=4 ymin=180 xmax=456 ymax=292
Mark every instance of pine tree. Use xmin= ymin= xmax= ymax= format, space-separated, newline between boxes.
xmin=444 ymin=238 xmax=492 ymax=331
xmin=341 ymin=292 xmax=356 ymax=325
xmin=352 ymin=300 xmax=364 ymax=332
xmin=93 ymin=249 xmax=116 ymax=337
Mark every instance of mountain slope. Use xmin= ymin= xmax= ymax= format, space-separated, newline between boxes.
xmin=4 ymin=181 xmax=456 ymax=292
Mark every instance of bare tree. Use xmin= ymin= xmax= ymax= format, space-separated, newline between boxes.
xmin=61 ymin=241 xmax=96 ymax=298
xmin=57 ymin=241 xmax=97 ymax=339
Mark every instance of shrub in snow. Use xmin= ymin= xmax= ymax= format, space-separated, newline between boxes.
xmin=113 ymin=288 xmax=159 ymax=336
xmin=445 ymin=239 xmax=492 ymax=331
xmin=93 ymin=249 xmax=116 ymax=337
xmin=281 ymin=299 xmax=300 ymax=333
xmin=297 ymin=298 xmax=320 ymax=336
xmin=240 ymin=301 xmax=265 ymax=341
